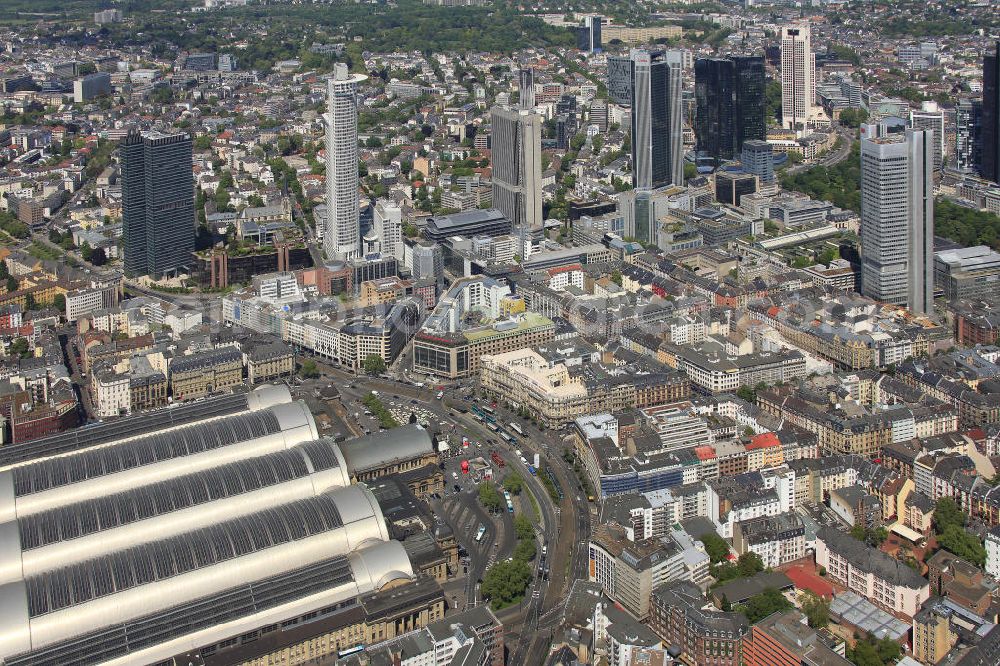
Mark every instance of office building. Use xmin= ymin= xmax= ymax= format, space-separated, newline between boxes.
xmin=630 ymin=49 xmax=684 ymax=190
xmin=860 ymin=129 xmax=934 ymax=314
xmin=73 ymin=72 xmax=111 ymax=103
xmin=695 ymin=56 xmax=766 ymax=165
xmin=590 ymin=99 xmax=609 ymax=132
xmin=121 ymin=129 xmax=195 ymax=278
xmin=577 ymin=15 xmax=602 ymax=53
xmin=742 ymin=139 xmax=774 ymax=183
xmin=910 ymin=101 xmax=945 ymax=172
xmin=934 ymin=245 xmax=1000 ymax=301
xmin=715 ymin=171 xmax=757 ymax=207
xmin=518 ymin=67 xmax=535 ymax=110
xmin=956 ymin=98 xmax=983 ymax=173
xmin=780 ymin=24 xmax=816 ymax=130
xmin=325 ymin=64 xmax=367 ymax=260
xmin=983 ymin=41 xmax=1000 ymax=183
xmin=607 ymin=55 xmax=632 ymax=106
xmin=373 ymin=199 xmax=402 ymax=259
xmin=490 ymin=106 xmax=542 ymax=230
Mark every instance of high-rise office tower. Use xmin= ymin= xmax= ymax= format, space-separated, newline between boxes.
xmin=780 ymin=24 xmax=816 ymax=130
xmin=909 ymin=101 xmax=945 ymax=172
xmin=490 ymin=106 xmax=542 ymax=229
xmin=860 ymin=129 xmax=934 ymax=314
xmin=956 ymin=98 xmax=983 ymax=173
xmin=694 ymin=55 xmax=765 ymax=166
xmin=630 ymin=49 xmax=684 ymax=190
xmin=607 ymin=55 xmax=632 ymax=106
xmin=324 ymin=64 xmax=367 ymax=260
xmin=741 ymin=139 xmax=774 ymax=183
xmin=577 ymin=15 xmax=602 ymax=52
xmin=121 ymin=129 xmax=194 ymax=278
xmin=982 ymin=41 xmax=1000 ymax=182
xmin=519 ymin=68 xmax=535 ymax=110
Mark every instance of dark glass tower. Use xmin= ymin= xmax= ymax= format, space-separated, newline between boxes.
xmin=122 ymin=129 xmax=195 ymax=278
xmin=694 ymin=55 xmax=766 ymax=166
xmin=983 ymin=41 xmax=1000 ymax=183
xmin=631 ymin=50 xmax=683 ymax=190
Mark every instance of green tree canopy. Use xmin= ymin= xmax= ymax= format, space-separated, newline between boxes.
xmin=363 ymin=354 xmax=386 ymax=375
xmin=481 ymin=559 xmax=532 ymax=610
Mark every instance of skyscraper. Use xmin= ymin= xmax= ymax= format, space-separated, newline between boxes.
xmin=860 ymin=129 xmax=934 ymax=314
xmin=909 ymin=101 xmax=945 ymax=172
xmin=780 ymin=24 xmax=816 ymax=130
xmin=518 ymin=68 xmax=535 ymax=110
xmin=607 ymin=55 xmax=632 ymax=106
xmin=121 ymin=129 xmax=194 ymax=278
xmin=577 ymin=15 xmax=602 ymax=53
xmin=630 ymin=49 xmax=684 ymax=190
xmin=490 ymin=106 xmax=542 ymax=229
xmin=956 ymin=98 xmax=983 ymax=173
xmin=374 ymin=199 xmax=403 ymax=259
xmin=694 ymin=55 xmax=765 ymax=166
xmin=982 ymin=41 xmax=1000 ymax=183
xmin=324 ymin=64 xmax=367 ymax=260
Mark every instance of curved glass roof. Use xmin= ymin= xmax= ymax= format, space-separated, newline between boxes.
xmin=17 ymin=445 xmax=326 ymax=551
xmin=12 ymin=410 xmax=282 ymax=497
xmin=26 ymin=494 xmax=344 ymax=617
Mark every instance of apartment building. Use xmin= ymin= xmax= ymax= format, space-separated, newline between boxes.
xmin=732 ymin=511 xmax=806 ymax=569
xmin=648 ymin=581 xmax=748 ymax=666
xmin=815 ymin=527 xmax=930 ymax=618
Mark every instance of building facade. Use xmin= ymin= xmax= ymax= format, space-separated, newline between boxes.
xmin=780 ymin=24 xmax=816 ymax=130
xmin=121 ymin=130 xmax=195 ymax=278
xmin=325 ymin=64 xmax=367 ymax=259
xmin=490 ymin=106 xmax=543 ymax=230
xmin=860 ymin=129 xmax=934 ymax=314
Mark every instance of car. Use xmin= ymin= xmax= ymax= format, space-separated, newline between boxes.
xmin=411 ymin=399 xmax=419 ymax=405
xmin=452 ymin=472 xmax=459 ymax=480
xmin=453 ymin=484 xmax=461 ymax=492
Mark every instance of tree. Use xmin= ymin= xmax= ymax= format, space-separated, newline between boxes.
xmin=24 ymin=293 xmax=36 ymax=311
xmin=89 ymin=248 xmax=107 ymax=266
xmin=9 ymin=337 xmax=29 ymax=359
xmin=513 ymin=539 xmax=537 ymax=562
xmin=800 ymin=591 xmax=830 ymax=628
xmin=363 ymin=354 xmax=386 ymax=375
xmin=736 ymin=587 xmax=793 ymax=624
xmin=5 ymin=276 xmax=17 ymax=293
xmin=53 ymin=294 xmax=66 ymax=314
xmin=514 ymin=514 xmax=534 ymax=540
xmin=503 ymin=473 xmax=524 ymax=496
xmin=736 ymin=552 xmax=764 ymax=577
xmin=478 ymin=482 xmax=502 ymax=512
xmin=480 ymin=559 xmax=532 ymax=610
xmin=736 ymin=385 xmax=756 ymax=403
xmin=700 ymin=532 xmax=730 ymax=564
xmin=299 ymin=359 xmax=320 ymax=378
xmin=934 ymin=497 xmax=966 ymax=533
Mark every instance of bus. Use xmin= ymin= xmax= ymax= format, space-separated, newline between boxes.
xmin=487 ymin=422 xmax=499 ymax=432
xmin=527 ymin=465 xmax=536 ymax=475
xmin=436 ymin=391 xmax=444 ymax=400
xmin=509 ymin=422 xmax=524 ymax=436
xmin=502 ymin=490 xmax=514 ymax=513
xmin=481 ymin=405 xmax=495 ymax=416
xmin=475 ymin=524 xmax=487 ymax=542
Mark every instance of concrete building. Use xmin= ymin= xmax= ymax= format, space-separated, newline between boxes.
xmin=325 ymin=64 xmax=367 ymax=260
xmin=780 ymin=24 xmax=816 ymax=131
xmin=169 ymin=347 xmax=244 ymax=401
xmin=815 ymin=526 xmax=930 ymax=618
xmin=860 ymin=129 xmax=934 ymax=314
xmin=934 ymin=245 xmax=1000 ymax=302
xmin=490 ymin=106 xmax=542 ymax=230
xmin=910 ymin=101 xmax=945 ymax=172
xmin=732 ymin=510 xmax=805 ymax=568
xmin=743 ymin=610 xmax=850 ymax=666
xmin=373 ymin=199 xmax=403 ymax=259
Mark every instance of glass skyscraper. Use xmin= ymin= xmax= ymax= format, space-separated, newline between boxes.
xmin=630 ymin=49 xmax=683 ymax=190
xmin=982 ymin=41 xmax=1000 ymax=183
xmin=694 ymin=55 xmax=765 ymax=167
xmin=121 ymin=129 xmax=194 ymax=278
